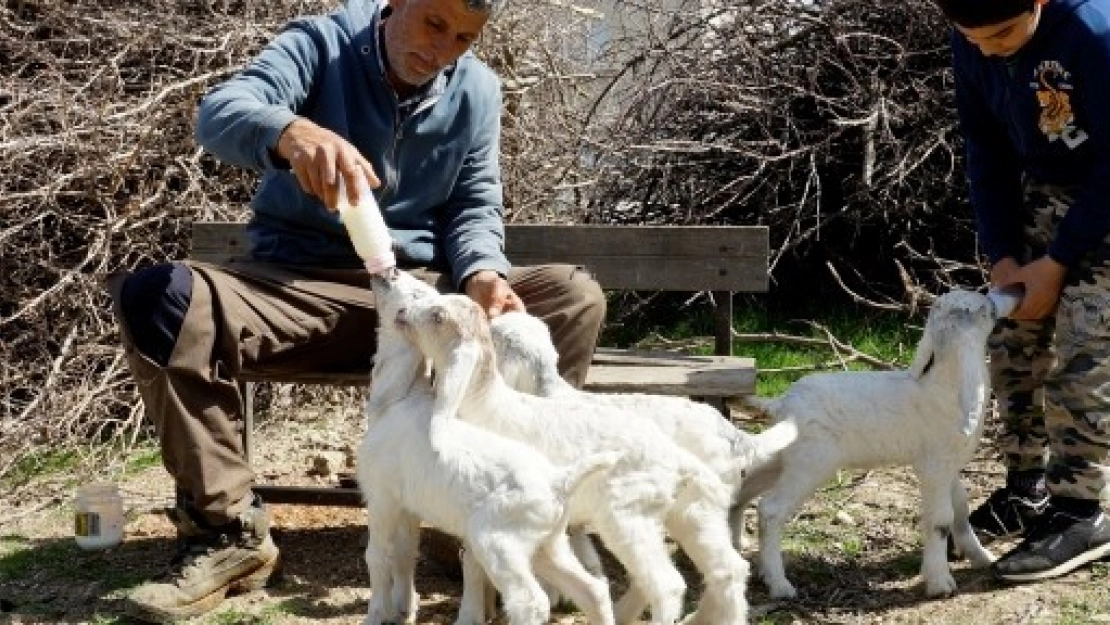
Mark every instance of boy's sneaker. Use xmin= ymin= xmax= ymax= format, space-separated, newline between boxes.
xmin=125 ymin=502 xmax=281 ymax=623
xmin=992 ymin=498 xmax=1110 ymax=582
xmin=968 ymin=481 xmax=1050 ymax=541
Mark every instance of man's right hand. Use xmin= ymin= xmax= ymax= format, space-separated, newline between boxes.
xmin=275 ymin=117 xmax=381 ymax=210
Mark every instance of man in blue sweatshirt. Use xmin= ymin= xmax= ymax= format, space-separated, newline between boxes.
xmin=107 ymin=0 xmax=605 ymax=620
xmin=939 ymin=0 xmax=1110 ymax=581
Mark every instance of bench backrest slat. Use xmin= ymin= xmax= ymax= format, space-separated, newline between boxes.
xmin=191 ymin=222 xmax=769 ymax=292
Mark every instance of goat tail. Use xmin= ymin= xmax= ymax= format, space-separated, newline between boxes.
xmin=723 ymin=420 xmax=797 ymax=484
xmin=737 ymin=395 xmax=782 ymax=422
xmin=554 ymin=451 xmax=623 ymax=504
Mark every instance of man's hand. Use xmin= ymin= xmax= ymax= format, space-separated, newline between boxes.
xmin=463 ymin=270 xmax=525 ymax=318
xmin=991 ymin=256 xmax=1067 ymax=320
xmin=275 ymin=118 xmax=381 ymax=210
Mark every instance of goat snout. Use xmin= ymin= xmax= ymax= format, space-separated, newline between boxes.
xmin=394 ymin=308 xmax=411 ymax=327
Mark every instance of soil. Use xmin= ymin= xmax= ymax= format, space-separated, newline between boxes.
xmin=2 ymin=400 xmax=1110 ymax=625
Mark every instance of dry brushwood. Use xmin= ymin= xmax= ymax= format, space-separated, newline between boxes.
xmin=580 ymin=0 xmax=988 ymax=305
xmin=2 ymin=0 xmax=978 ymax=486
xmin=0 ymin=0 xmax=649 ymax=486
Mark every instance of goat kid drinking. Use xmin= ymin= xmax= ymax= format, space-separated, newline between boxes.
xmin=736 ymin=289 xmax=1015 ymax=599
xmin=357 ymin=270 xmax=618 ymax=625
xmin=394 ymin=289 xmax=751 ymax=625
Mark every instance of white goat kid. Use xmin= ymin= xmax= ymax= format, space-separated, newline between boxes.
xmin=358 ymin=270 xmax=618 ymax=625
xmin=396 ymin=292 xmax=752 ymax=625
xmin=735 ymin=289 xmax=1003 ymax=599
xmin=491 ymin=311 xmax=796 ymax=552
xmin=492 ymin=311 xmax=796 ymax=482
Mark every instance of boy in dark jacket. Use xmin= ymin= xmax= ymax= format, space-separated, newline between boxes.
xmin=938 ymin=0 xmax=1110 ymax=581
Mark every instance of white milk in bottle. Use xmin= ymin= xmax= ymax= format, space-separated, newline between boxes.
xmin=337 ymin=175 xmax=396 ymax=274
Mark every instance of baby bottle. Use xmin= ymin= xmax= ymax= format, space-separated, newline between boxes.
xmin=987 ymin=283 xmax=1025 ymax=319
xmin=337 ymin=175 xmax=396 ymax=274
xmin=74 ymin=482 xmax=125 ymax=550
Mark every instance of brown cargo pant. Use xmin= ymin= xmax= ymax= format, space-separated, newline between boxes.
xmin=989 ymin=181 xmax=1110 ymax=502
xmin=107 ymin=259 xmax=605 ymax=526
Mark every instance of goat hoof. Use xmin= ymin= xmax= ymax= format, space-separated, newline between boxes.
xmin=924 ymin=574 xmax=958 ymax=598
xmin=766 ymin=581 xmax=797 ymax=599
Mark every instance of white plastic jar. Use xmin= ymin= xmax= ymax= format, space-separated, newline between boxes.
xmin=73 ymin=482 xmax=125 ymax=550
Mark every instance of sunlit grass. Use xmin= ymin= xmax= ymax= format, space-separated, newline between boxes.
xmin=601 ymin=295 xmax=919 ymax=397
xmin=0 ymin=449 xmax=81 ymax=490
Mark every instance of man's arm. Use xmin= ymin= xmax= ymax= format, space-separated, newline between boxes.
xmin=195 ymin=21 xmax=377 ymax=208
xmin=194 ymin=22 xmax=320 ymax=173
xmin=439 ymin=71 xmax=514 ymax=313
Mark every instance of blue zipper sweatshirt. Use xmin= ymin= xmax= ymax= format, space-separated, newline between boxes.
xmin=953 ymin=0 xmax=1110 ymax=267
xmin=195 ymin=0 xmax=507 ymax=287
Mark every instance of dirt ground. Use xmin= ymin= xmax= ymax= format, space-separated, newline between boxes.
xmin=3 ymin=400 xmax=1110 ymax=625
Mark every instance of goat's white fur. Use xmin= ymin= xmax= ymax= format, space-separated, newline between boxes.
xmin=358 ymin=270 xmax=618 ymax=625
xmin=491 ymin=311 xmax=796 ymax=485
xmin=395 ymin=289 xmax=752 ymax=625
xmin=490 ymin=310 xmax=796 ymax=610
xmin=734 ymin=289 xmax=998 ymax=599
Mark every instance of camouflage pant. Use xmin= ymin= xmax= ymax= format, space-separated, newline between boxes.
xmin=989 ymin=181 xmax=1110 ymax=501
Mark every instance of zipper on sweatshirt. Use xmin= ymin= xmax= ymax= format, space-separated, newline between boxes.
xmin=379 ymin=86 xmax=442 ymax=207
xmin=379 ymin=91 xmax=403 ymax=208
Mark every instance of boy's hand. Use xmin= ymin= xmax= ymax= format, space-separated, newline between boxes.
xmin=989 ymin=257 xmax=1022 ymax=287
xmin=463 ymin=270 xmax=525 ymax=319
xmin=276 ymin=118 xmax=381 ymax=210
xmin=1011 ymin=256 xmax=1068 ymax=320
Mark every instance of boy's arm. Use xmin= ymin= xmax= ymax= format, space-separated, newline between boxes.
xmin=1046 ymin=40 xmax=1110 ymax=267
xmin=952 ymin=38 xmax=1025 ymax=267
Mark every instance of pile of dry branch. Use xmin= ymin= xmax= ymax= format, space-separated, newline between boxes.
xmin=0 ymin=0 xmax=982 ymax=485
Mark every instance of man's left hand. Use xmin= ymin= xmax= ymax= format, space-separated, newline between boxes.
xmin=463 ymin=270 xmax=525 ymax=318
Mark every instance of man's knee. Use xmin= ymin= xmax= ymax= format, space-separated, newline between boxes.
xmin=118 ymin=263 xmax=193 ymax=366
xmin=567 ymin=266 xmax=606 ymax=322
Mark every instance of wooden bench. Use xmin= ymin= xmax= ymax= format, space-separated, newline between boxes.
xmin=191 ymin=222 xmax=769 ymax=506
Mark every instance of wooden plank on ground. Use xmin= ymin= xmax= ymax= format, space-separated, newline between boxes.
xmin=253 ymin=485 xmax=362 ymax=507
xmin=584 ymin=360 xmax=755 ymax=397
xmin=592 ymin=347 xmax=740 ymax=367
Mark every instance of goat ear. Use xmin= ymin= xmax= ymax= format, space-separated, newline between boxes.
xmin=957 ymin=345 xmax=988 ymax=437
xmin=366 ymin=334 xmax=426 ymax=426
xmin=429 ymin=338 xmax=481 ymax=445
xmin=908 ymin=325 xmax=934 ymax=379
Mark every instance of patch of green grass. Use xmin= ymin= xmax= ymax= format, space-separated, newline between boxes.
xmin=207 ymin=605 xmax=284 ymax=625
xmin=729 ymin=305 xmax=918 ymax=397
xmin=1057 ymin=597 xmax=1110 ymax=625
xmin=0 ymin=538 xmax=147 ymax=589
xmin=123 ymin=447 xmax=162 ymax=474
xmin=0 ymin=449 xmax=81 ymax=489
xmin=601 ymin=296 xmax=917 ymax=397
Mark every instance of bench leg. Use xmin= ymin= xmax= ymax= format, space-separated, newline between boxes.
xmin=241 ymin=380 xmax=254 ymax=465
xmin=713 ymin=290 xmax=733 ymax=357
